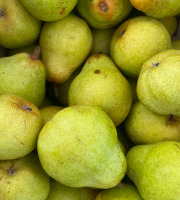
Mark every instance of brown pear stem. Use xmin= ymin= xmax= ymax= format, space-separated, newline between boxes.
xmin=31 ymin=46 xmax=41 ymax=60
xmin=99 ymin=1 xmax=108 ymax=12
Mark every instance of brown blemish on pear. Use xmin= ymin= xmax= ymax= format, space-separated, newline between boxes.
xmin=94 ymin=69 xmax=101 ymax=74
xmin=0 ymin=9 xmax=5 ymax=18
xmin=152 ymin=62 xmax=159 ymax=67
xmin=59 ymin=7 xmax=66 ymax=15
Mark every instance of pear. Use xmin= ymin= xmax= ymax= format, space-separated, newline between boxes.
xmin=110 ymin=16 xmax=172 ymax=77
xmin=129 ymin=0 xmax=180 ymax=19
xmin=125 ymin=101 xmax=180 ymax=144
xmin=0 ymin=94 xmax=43 ymax=160
xmin=0 ymin=152 xmax=50 ymax=200
xmin=90 ymin=28 xmax=115 ymax=56
xmin=68 ymin=54 xmax=132 ymax=126
xmin=137 ymin=49 xmax=180 ymax=117
xmin=95 ymin=182 xmax=143 ymax=199
xmin=37 ymin=106 xmax=127 ymax=189
xmin=126 ymin=141 xmax=180 ymax=200
xmin=20 ymin=0 xmax=78 ymax=22
xmin=0 ymin=46 xmax=46 ymax=107
xmin=40 ymin=105 xmax=64 ymax=125
xmin=40 ymin=13 xmax=93 ymax=84
xmin=76 ymin=0 xmax=132 ymax=29
xmin=0 ymin=0 xmax=42 ymax=49
xmin=47 ymin=178 xmax=99 ymax=200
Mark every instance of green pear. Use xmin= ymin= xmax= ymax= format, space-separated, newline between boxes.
xmin=110 ymin=16 xmax=172 ymax=77
xmin=172 ymin=39 xmax=180 ymax=50
xmin=37 ymin=106 xmax=127 ymax=189
xmin=20 ymin=0 xmax=78 ymax=22
xmin=47 ymin=179 xmax=99 ymax=200
xmin=0 ymin=46 xmax=46 ymax=107
xmin=126 ymin=141 xmax=180 ymax=200
xmin=0 ymin=94 xmax=43 ymax=160
xmin=90 ymin=28 xmax=115 ymax=56
xmin=95 ymin=182 xmax=143 ymax=199
xmin=40 ymin=105 xmax=64 ymax=125
xmin=68 ymin=54 xmax=132 ymax=126
xmin=40 ymin=13 xmax=93 ymax=84
xmin=125 ymin=101 xmax=180 ymax=144
xmin=137 ymin=49 xmax=180 ymax=117
xmin=76 ymin=0 xmax=132 ymax=29
xmin=129 ymin=0 xmax=180 ymax=19
xmin=0 ymin=152 xmax=50 ymax=200
xmin=0 ymin=0 xmax=42 ymax=49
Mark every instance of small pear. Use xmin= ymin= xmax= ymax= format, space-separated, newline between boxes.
xmin=20 ymin=0 xmax=78 ymax=22
xmin=0 ymin=46 xmax=46 ymax=107
xmin=38 ymin=106 xmax=127 ymax=189
xmin=68 ymin=54 xmax=132 ymax=126
xmin=0 ymin=152 xmax=50 ymax=200
xmin=0 ymin=0 xmax=42 ymax=49
xmin=125 ymin=101 xmax=180 ymax=144
xmin=126 ymin=141 xmax=180 ymax=200
xmin=0 ymin=94 xmax=43 ymax=160
xmin=40 ymin=13 xmax=93 ymax=84
xmin=47 ymin=179 xmax=99 ymax=200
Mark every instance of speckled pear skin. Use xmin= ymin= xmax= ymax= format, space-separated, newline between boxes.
xmin=110 ymin=16 xmax=172 ymax=77
xmin=95 ymin=182 xmax=143 ymax=200
xmin=125 ymin=101 xmax=180 ymax=144
xmin=76 ymin=0 xmax=132 ymax=29
xmin=20 ymin=0 xmax=78 ymax=22
xmin=0 ymin=0 xmax=42 ymax=49
xmin=129 ymin=0 xmax=180 ymax=19
xmin=40 ymin=13 xmax=93 ymax=84
xmin=37 ymin=106 xmax=127 ymax=189
xmin=0 ymin=153 xmax=50 ymax=200
xmin=126 ymin=141 xmax=180 ymax=200
xmin=137 ymin=49 xmax=180 ymax=117
xmin=46 ymin=179 xmax=99 ymax=200
xmin=68 ymin=54 xmax=132 ymax=126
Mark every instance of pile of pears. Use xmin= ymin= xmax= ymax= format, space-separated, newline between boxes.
xmin=0 ymin=0 xmax=180 ymax=199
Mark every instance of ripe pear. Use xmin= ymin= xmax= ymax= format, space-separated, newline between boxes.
xmin=0 ymin=0 xmax=42 ymax=49
xmin=125 ymin=101 xmax=180 ymax=144
xmin=0 ymin=94 xmax=43 ymax=160
xmin=47 ymin=179 xmax=99 ymax=200
xmin=40 ymin=13 xmax=93 ymax=84
xmin=0 ymin=152 xmax=50 ymax=200
xmin=126 ymin=141 xmax=180 ymax=200
xmin=95 ymin=182 xmax=143 ymax=199
xmin=129 ymin=0 xmax=180 ymax=19
xmin=68 ymin=54 xmax=132 ymax=126
xmin=20 ymin=0 xmax=78 ymax=22
xmin=110 ymin=16 xmax=172 ymax=77
xmin=90 ymin=28 xmax=115 ymax=56
xmin=137 ymin=49 xmax=180 ymax=117
xmin=0 ymin=46 xmax=46 ymax=107
xmin=37 ymin=106 xmax=127 ymax=189
xmin=76 ymin=0 xmax=132 ymax=29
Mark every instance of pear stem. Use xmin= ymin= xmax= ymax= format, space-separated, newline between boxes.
xmin=99 ymin=1 xmax=108 ymax=12
xmin=31 ymin=46 xmax=41 ymax=60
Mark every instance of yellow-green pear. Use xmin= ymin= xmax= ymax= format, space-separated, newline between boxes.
xmin=76 ymin=0 xmax=132 ymax=29
xmin=110 ymin=16 xmax=172 ymax=77
xmin=68 ymin=54 xmax=132 ymax=126
xmin=90 ymin=28 xmax=115 ymax=56
xmin=0 ymin=46 xmax=46 ymax=107
xmin=40 ymin=105 xmax=64 ymax=125
xmin=0 ymin=152 xmax=50 ymax=200
xmin=129 ymin=0 xmax=180 ymax=19
xmin=40 ymin=13 xmax=93 ymax=84
xmin=137 ymin=49 xmax=180 ymax=117
xmin=126 ymin=141 xmax=180 ymax=200
xmin=37 ymin=106 xmax=127 ymax=189
xmin=95 ymin=182 xmax=143 ymax=199
xmin=20 ymin=0 xmax=78 ymax=22
xmin=125 ymin=101 xmax=180 ymax=144
xmin=47 ymin=179 xmax=99 ymax=200
xmin=0 ymin=0 xmax=42 ymax=49
xmin=0 ymin=94 xmax=43 ymax=160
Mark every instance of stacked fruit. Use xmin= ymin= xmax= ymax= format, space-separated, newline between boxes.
xmin=0 ymin=0 xmax=180 ymax=199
